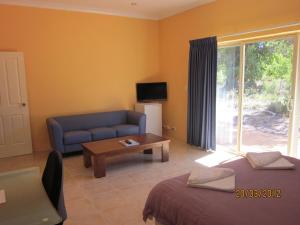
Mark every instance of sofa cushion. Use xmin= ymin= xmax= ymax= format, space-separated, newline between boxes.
xmin=112 ymin=124 xmax=139 ymax=137
xmin=64 ymin=130 xmax=91 ymax=145
xmin=54 ymin=111 xmax=127 ymax=132
xmin=89 ymin=127 xmax=117 ymax=141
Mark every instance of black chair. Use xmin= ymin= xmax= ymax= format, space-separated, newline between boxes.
xmin=42 ymin=151 xmax=67 ymax=225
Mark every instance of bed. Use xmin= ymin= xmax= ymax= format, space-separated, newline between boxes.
xmin=143 ymin=157 xmax=300 ymax=225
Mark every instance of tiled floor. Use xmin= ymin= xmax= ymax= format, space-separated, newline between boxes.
xmin=0 ymin=139 xmax=236 ymax=225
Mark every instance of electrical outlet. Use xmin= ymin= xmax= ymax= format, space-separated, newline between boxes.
xmin=162 ymin=125 xmax=168 ymax=129
xmin=163 ymin=125 xmax=176 ymax=131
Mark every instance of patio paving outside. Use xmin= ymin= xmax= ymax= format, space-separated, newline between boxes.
xmin=217 ymin=108 xmax=290 ymax=155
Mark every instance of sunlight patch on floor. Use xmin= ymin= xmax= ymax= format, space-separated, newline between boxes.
xmin=194 ymin=150 xmax=242 ymax=167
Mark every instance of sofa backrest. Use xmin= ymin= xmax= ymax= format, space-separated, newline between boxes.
xmin=54 ymin=110 xmax=127 ymax=132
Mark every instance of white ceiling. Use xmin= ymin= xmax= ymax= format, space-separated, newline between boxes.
xmin=0 ymin=0 xmax=215 ymax=20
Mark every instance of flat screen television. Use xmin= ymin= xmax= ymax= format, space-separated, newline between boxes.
xmin=136 ymin=82 xmax=167 ymax=102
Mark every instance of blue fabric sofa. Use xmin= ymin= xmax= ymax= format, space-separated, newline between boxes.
xmin=47 ymin=110 xmax=146 ymax=154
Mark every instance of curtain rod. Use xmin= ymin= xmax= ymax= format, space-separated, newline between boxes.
xmin=218 ymin=22 xmax=300 ymax=39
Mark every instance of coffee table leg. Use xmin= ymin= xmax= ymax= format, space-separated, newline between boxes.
xmin=93 ymin=155 xmax=106 ymax=178
xmin=83 ymin=150 xmax=92 ymax=168
xmin=161 ymin=143 xmax=169 ymax=162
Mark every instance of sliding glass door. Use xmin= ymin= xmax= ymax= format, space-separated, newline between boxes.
xmin=216 ymin=46 xmax=240 ymax=152
xmin=242 ymin=38 xmax=294 ymax=154
xmin=217 ymin=35 xmax=299 ymax=156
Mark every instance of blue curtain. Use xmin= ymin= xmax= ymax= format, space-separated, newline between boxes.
xmin=187 ymin=37 xmax=217 ymax=150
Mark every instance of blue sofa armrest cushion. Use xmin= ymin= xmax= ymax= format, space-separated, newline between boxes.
xmin=46 ymin=118 xmax=64 ymax=152
xmin=126 ymin=111 xmax=146 ymax=135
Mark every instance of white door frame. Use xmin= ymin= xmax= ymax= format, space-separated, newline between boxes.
xmin=289 ymin=34 xmax=300 ymax=156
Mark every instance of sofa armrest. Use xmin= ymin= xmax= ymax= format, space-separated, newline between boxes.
xmin=46 ymin=118 xmax=64 ymax=153
xmin=127 ymin=111 xmax=146 ymax=135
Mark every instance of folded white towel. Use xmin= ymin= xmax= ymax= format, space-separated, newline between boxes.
xmin=246 ymin=151 xmax=295 ymax=170
xmin=187 ymin=167 xmax=235 ymax=192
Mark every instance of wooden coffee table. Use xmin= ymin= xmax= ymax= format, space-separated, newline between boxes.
xmin=81 ymin=133 xmax=170 ymax=178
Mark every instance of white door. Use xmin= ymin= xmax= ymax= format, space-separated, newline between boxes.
xmin=0 ymin=52 xmax=32 ymax=158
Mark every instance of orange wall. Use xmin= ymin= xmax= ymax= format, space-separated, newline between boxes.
xmin=1 ymin=1 xmax=300 ymax=151
xmin=0 ymin=5 xmax=160 ymax=151
xmin=159 ymin=0 xmax=300 ymax=141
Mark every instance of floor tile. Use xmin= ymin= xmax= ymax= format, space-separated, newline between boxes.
xmin=0 ymin=139 xmax=236 ymax=225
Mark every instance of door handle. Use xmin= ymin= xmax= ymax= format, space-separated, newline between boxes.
xmin=21 ymin=103 xmax=26 ymax=107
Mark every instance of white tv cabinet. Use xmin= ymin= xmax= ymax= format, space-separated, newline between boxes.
xmin=135 ymin=102 xmax=162 ymax=136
